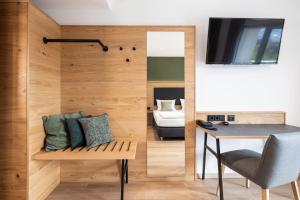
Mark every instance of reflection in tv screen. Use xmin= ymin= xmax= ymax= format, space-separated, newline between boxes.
xmin=206 ymin=18 xmax=285 ymax=65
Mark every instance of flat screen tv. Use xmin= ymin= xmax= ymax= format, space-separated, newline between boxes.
xmin=206 ymin=18 xmax=285 ymax=65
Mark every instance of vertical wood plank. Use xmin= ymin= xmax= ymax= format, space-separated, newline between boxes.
xmin=0 ymin=2 xmax=28 ymax=200
xmin=28 ymin=3 xmax=61 ymax=200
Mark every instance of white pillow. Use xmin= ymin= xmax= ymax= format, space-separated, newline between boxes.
xmin=180 ymin=99 xmax=185 ymax=111
xmin=156 ymin=99 xmax=176 ymax=111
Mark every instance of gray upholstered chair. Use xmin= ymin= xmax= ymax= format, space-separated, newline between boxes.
xmin=219 ymin=133 xmax=300 ymax=200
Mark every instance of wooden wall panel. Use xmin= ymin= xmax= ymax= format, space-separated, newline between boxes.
xmin=0 ymin=2 xmax=28 ymax=199
xmin=147 ymin=81 xmax=185 ymax=110
xmin=60 ymin=26 xmax=196 ymax=182
xmin=196 ymin=111 xmax=285 ymax=124
xmin=60 ymin=26 xmax=147 ymax=182
xmin=28 ymin=4 xmax=61 ymax=200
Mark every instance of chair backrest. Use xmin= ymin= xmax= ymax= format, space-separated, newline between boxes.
xmin=255 ymin=133 xmax=300 ymax=189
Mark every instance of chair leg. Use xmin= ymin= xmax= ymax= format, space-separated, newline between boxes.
xmin=261 ymin=189 xmax=269 ymax=200
xmin=246 ymin=179 xmax=250 ymax=188
xmin=291 ymin=181 xmax=300 ymax=200
xmin=216 ymin=163 xmax=225 ymax=196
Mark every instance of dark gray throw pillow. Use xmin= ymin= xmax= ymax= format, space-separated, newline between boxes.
xmin=43 ymin=112 xmax=84 ymax=151
xmin=66 ymin=118 xmax=85 ymax=149
xmin=78 ymin=113 xmax=113 ymax=148
xmin=66 ymin=115 xmax=93 ymax=149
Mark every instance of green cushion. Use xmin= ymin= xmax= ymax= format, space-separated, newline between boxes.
xmin=78 ymin=113 xmax=113 ymax=148
xmin=43 ymin=112 xmax=84 ymax=151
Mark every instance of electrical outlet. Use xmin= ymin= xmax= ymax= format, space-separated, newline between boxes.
xmin=207 ymin=115 xmax=225 ymax=121
xmin=207 ymin=115 xmax=215 ymax=121
xmin=227 ymin=115 xmax=235 ymax=121
xmin=219 ymin=115 xmax=225 ymax=121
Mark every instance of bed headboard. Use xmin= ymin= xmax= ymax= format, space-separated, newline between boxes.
xmin=154 ymin=87 xmax=184 ymax=105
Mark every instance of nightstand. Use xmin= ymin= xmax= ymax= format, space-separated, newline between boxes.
xmin=147 ymin=110 xmax=153 ymax=126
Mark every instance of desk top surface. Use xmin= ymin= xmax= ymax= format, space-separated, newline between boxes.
xmin=198 ymin=124 xmax=300 ymax=139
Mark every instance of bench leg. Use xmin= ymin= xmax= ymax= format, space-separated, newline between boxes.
xmin=125 ymin=160 xmax=128 ymax=184
xmin=121 ymin=159 xmax=125 ymax=200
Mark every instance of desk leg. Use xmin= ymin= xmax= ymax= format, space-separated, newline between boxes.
xmin=216 ymin=139 xmax=224 ymax=200
xmin=121 ymin=159 xmax=125 ymax=200
xmin=202 ymin=132 xmax=208 ymax=180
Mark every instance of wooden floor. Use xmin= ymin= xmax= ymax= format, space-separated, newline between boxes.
xmin=147 ymin=125 xmax=160 ymax=141
xmin=46 ymin=181 xmax=210 ymax=200
xmin=46 ymin=179 xmax=299 ymax=200
xmin=203 ymin=178 xmax=299 ymax=200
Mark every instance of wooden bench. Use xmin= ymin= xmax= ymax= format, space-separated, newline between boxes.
xmin=32 ymin=139 xmax=138 ymax=200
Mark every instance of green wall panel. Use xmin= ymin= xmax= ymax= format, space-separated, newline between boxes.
xmin=147 ymin=57 xmax=184 ymax=81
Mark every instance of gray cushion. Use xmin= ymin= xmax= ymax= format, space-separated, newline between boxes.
xmin=221 ymin=149 xmax=261 ymax=180
xmin=66 ymin=115 xmax=93 ymax=149
xmin=78 ymin=113 xmax=113 ymax=148
xmin=255 ymin=133 xmax=300 ymax=189
xmin=66 ymin=118 xmax=85 ymax=149
xmin=221 ymin=133 xmax=300 ymax=189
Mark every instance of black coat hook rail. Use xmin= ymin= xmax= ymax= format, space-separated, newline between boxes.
xmin=43 ymin=37 xmax=109 ymax=52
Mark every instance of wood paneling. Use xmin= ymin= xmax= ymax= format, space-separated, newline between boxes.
xmin=147 ymin=81 xmax=184 ymax=110
xmin=28 ymin=4 xmax=61 ymax=200
xmin=147 ymin=141 xmax=185 ymax=177
xmin=1 ymin=0 xmax=29 ymax=2
xmin=60 ymin=26 xmax=147 ymax=182
xmin=1 ymin=3 xmax=196 ymax=199
xmin=60 ymin=26 xmax=196 ymax=182
xmin=196 ymin=111 xmax=285 ymax=124
xmin=0 ymin=2 xmax=28 ymax=200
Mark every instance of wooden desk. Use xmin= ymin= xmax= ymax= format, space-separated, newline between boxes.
xmin=198 ymin=124 xmax=300 ymax=200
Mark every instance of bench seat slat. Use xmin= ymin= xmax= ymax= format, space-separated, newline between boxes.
xmin=32 ymin=139 xmax=137 ymax=161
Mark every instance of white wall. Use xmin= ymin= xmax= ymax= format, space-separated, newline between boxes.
xmin=147 ymin=32 xmax=185 ymax=57
xmin=33 ymin=0 xmax=300 ymax=175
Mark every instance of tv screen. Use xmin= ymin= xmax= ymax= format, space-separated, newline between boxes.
xmin=206 ymin=18 xmax=285 ymax=65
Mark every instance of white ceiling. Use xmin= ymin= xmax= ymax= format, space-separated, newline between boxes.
xmin=32 ymin=0 xmax=296 ymax=26
xmin=33 ymin=0 xmax=114 ymax=11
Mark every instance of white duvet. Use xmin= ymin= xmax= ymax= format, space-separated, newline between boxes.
xmin=158 ymin=110 xmax=184 ymax=119
xmin=153 ymin=110 xmax=185 ymax=127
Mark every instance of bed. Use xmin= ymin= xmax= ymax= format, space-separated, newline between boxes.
xmin=153 ymin=88 xmax=185 ymax=140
